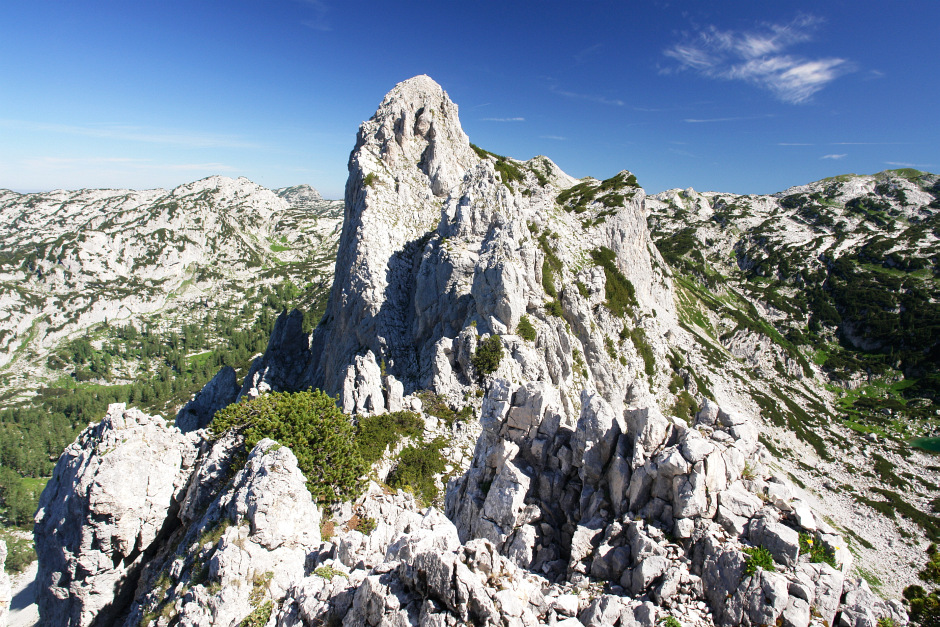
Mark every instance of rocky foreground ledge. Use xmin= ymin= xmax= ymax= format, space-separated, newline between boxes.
xmin=31 ymin=400 xmax=907 ymax=627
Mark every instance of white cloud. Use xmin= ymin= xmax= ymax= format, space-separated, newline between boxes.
xmin=885 ymin=161 xmax=934 ymax=168
xmin=684 ymin=114 xmax=773 ymax=123
xmin=539 ymin=135 xmax=567 ymax=141
xmin=663 ymin=16 xmax=851 ymax=103
xmin=821 ymin=153 xmax=847 ymax=160
xmin=300 ymin=0 xmax=331 ymax=31
xmin=0 ymin=119 xmax=263 ymax=149
xmin=549 ymin=86 xmax=624 ymax=107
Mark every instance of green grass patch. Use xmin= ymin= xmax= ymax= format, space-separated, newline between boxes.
xmin=743 ymin=546 xmax=776 ymax=574
xmin=590 ymin=247 xmax=638 ymax=317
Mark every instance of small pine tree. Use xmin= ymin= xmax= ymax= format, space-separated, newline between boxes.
xmin=516 ymin=315 xmax=536 ymax=342
xmin=471 ymin=335 xmax=504 ymax=376
xmin=210 ymin=389 xmax=366 ymax=503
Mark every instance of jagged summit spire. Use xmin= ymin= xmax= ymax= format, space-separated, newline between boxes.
xmin=379 ymin=74 xmax=447 ymax=106
xmin=350 ymin=74 xmax=475 ymax=199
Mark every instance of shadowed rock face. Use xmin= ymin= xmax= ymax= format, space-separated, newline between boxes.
xmin=175 ymin=366 xmax=239 ymax=433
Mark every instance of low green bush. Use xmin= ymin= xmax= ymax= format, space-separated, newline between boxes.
xmin=356 ymin=411 xmax=423 ymax=465
xmin=357 ymin=516 xmax=377 ymax=536
xmin=545 ymin=300 xmax=564 ymax=318
xmin=516 ymin=315 xmax=536 ymax=342
xmin=388 ymin=437 xmax=447 ymax=505
xmin=210 ymin=389 xmax=366 ymax=504
xmin=743 ymin=546 xmax=776 ymax=575
xmin=472 ymin=335 xmax=504 ymax=376
xmin=590 ymin=247 xmax=638 ymax=317
xmin=799 ymin=533 xmax=838 ymax=568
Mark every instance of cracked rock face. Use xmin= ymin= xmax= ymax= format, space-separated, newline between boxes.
xmin=33 ymin=404 xmax=199 ymax=627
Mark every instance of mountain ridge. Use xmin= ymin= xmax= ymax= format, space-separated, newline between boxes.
xmin=6 ymin=76 xmax=934 ymax=626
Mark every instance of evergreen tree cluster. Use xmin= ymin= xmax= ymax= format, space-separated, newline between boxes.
xmin=211 ymin=389 xmax=367 ymax=504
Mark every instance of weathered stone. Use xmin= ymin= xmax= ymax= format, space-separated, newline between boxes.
xmin=748 ymin=514 xmax=800 ymax=569
xmin=34 ymin=404 xmax=198 ymax=627
xmin=719 ymin=483 xmax=763 ymax=518
xmin=175 ymin=365 xmax=239 ymax=433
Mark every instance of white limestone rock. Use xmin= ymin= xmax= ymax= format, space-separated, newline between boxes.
xmin=0 ymin=540 xmax=10 ymax=626
xmin=34 ymin=404 xmax=199 ymax=627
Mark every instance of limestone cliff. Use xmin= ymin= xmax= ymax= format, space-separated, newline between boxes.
xmin=31 ymin=76 xmax=913 ymax=627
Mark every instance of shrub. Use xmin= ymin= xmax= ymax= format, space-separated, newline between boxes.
xmin=357 ymin=516 xmax=377 ymax=536
xmin=799 ymin=533 xmax=838 ymax=568
xmin=921 ymin=543 xmax=940 ymax=584
xmin=472 ymin=335 xmax=504 ymax=376
xmin=210 ymin=390 xmax=366 ymax=504
xmin=590 ymin=247 xmax=638 ymax=317
xmin=517 ymin=315 xmax=536 ymax=342
xmin=315 ymin=565 xmax=348 ymax=580
xmin=545 ymin=299 xmax=564 ymax=318
xmin=388 ymin=437 xmax=447 ymax=505
xmin=239 ymin=601 xmax=272 ymax=627
xmin=356 ymin=411 xmax=423 ymax=465
xmin=1 ymin=532 xmax=35 ymax=573
xmin=626 ymin=326 xmax=655 ymax=376
xmin=414 ymin=390 xmax=473 ymax=427
xmin=542 ymin=258 xmax=557 ymax=298
xmin=363 ymin=173 xmax=377 ymax=187
xmin=904 ymin=585 xmax=940 ymax=627
xmin=660 ymin=617 xmax=682 ymax=627
xmin=743 ymin=546 xmax=776 ymax=575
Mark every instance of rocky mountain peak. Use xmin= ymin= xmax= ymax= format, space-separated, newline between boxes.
xmin=25 ymin=76 xmax=921 ymax=627
xmin=276 ymin=183 xmax=325 ymax=205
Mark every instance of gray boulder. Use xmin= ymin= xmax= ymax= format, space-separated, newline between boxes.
xmin=34 ymin=404 xmax=199 ymax=627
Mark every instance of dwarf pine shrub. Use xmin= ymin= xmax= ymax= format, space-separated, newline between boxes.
xmin=210 ymin=389 xmax=366 ymax=504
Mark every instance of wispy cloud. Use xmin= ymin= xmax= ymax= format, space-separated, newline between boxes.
xmin=481 ymin=117 xmax=525 ymax=122
xmin=663 ymin=15 xmax=852 ymax=103
xmin=539 ymin=135 xmax=567 ymax=141
xmin=821 ymin=153 xmax=847 ymax=160
xmin=299 ymin=0 xmax=331 ymax=31
xmin=23 ymin=156 xmax=237 ymax=171
xmin=549 ymin=85 xmax=624 ymax=107
xmin=574 ymin=43 xmax=603 ymax=64
xmin=831 ymin=141 xmax=912 ymax=146
xmin=684 ymin=114 xmax=773 ymax=123
xmin=885 ymin=161 xmax=934 ymax=168
xmin=0 ymin=119 xmax=263 ymax=149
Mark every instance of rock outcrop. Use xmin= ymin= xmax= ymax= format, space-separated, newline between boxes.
xmin=0 ymin=539 xmax=10 ymax=625
xmin=175 ymin=366 xmax=239 ymax=433
xmin=33 ymin=404 xmax=199 ymax=627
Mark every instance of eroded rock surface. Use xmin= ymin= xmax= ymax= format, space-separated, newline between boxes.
xmin=33 ymin=404 xmax=199 ymax=627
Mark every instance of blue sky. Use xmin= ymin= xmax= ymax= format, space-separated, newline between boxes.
xmin=1 ymin=1 xmax=937 ymax=198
